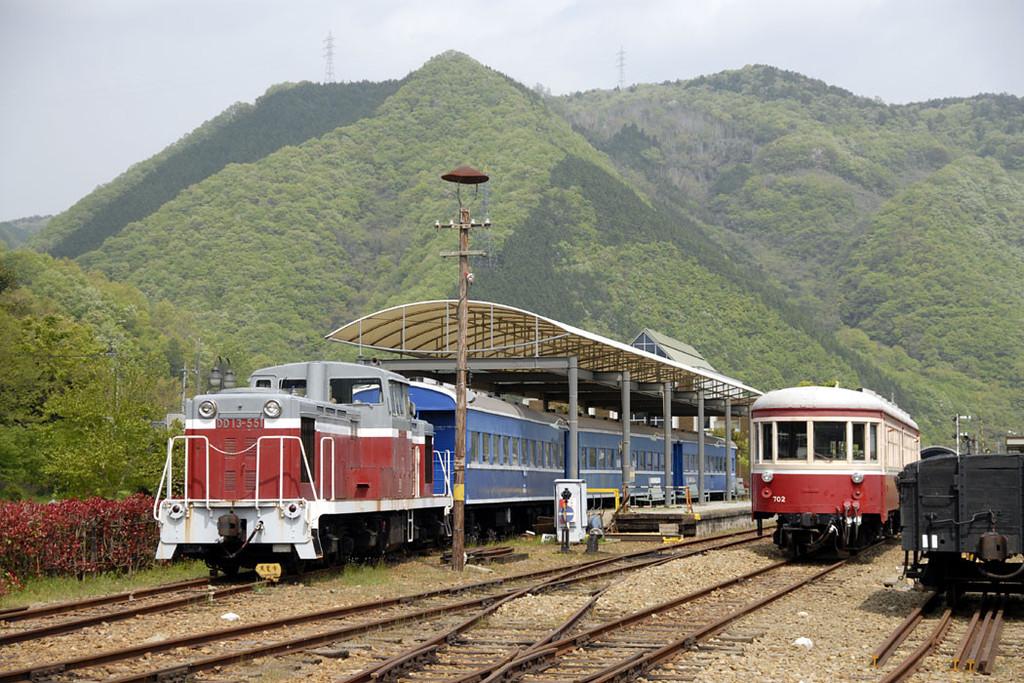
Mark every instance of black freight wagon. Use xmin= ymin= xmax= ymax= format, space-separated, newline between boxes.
xmin=899 ymin=451 xmax=1023 ymax=597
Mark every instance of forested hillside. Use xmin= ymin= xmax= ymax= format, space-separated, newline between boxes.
xmin=0 ymin=246 xmax=190 ymax=498
xmin=31 ymin=80 xmax=401 ymax=258
xmin=0 ymin=215 xmax=50 ymax=248
xmin=25 ymin=55 xmax=1024 ymax=447
xmin=557 ymin=66 xmax=1024 ymax=443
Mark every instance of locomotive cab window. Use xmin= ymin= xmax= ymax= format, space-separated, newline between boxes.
xmin=813 ymin=421 xmax=848 ymax=461
xmin=388 ymin=382 xmax=409 ymax=417
xmin=331 ymin=378 xmax=383 ymax=404
xmin=777 ymin=421 xmax=807 ymax=460
xmin=281 ymin=379 xmax=307 ymax=397
xmin=254 ymin=377 xmax=274 ymax=389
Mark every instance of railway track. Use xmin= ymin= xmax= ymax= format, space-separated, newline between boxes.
xmin=0 ymin=560 xmax=402 ymax=647
xmin=873 ymin=591 xmax=1021 ymax=681
xmin=0 ymin=528 xmax=770 ymax=682
xmin=0 ymin=579 xmax=260 ymax=646
xmin=482 ymin=557 xmax=848 ymax=682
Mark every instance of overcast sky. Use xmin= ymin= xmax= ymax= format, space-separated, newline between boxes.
xmin=2 ymin=0 xmax=1022 ymax=221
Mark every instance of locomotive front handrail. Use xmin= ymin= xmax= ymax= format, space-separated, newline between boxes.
xmin=255 ymin=435 xmax=320 ymax=509
xmin=154 ymin=435 xmax=212 ymax=520
xmin=319 ymin=436 xmax=336 ymax=500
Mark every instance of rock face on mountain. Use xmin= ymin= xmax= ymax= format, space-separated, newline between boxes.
xmin=30 ymin=54 xmax=1024 ymax=443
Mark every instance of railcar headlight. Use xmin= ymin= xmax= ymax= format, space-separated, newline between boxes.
xmin=263 ymin=399 xmax=283 ymax=419
xmin=198 ymin=400 xmax=217 ymax=419
xmin=761 ymin=471 xmax=774 ymax=483
xmin=851 ymin=472 xmax=864 ymax=484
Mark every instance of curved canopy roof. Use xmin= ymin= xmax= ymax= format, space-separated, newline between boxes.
xmin=325 ymin=300 xmax=761 ymax=403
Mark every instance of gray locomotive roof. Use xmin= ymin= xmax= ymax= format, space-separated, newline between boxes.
xmin=249 ymin=360 xmax=410 ymax=385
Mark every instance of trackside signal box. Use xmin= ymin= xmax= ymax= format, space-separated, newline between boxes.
xmin=554 ymin=479 xmax=587 ymax=543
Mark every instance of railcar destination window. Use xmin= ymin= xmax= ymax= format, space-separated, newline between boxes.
xmin=776 ymin=421 xmax=807 ymax=460
xmin=814 ymin=421 xmax=848 ymax=461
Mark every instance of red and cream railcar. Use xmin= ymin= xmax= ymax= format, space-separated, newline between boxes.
xmin=750 ymin=386 xmax=919 ymax=556
xmin=154 ymin=361 xmax=451 ymax=573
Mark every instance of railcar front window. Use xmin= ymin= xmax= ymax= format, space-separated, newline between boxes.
xmin=482 ymin=433 xmax=492 ymax=464
xmin=852 ymin=423 xmax=866 ymax=461
xmin=777 ymin=422 xmax=807 ymax=460
xmin=869 ymin=424 xmax=878 ymax=461
xmin=760 ymin=423 xmax=772 ymax=462
xmin=814 ymin=421 xmax=848 ymax=461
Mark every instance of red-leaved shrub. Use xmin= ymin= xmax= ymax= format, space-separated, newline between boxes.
xmin=0 ymin=495 xmax=158 ymax=594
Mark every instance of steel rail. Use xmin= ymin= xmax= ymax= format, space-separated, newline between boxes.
xmin=871 ymin=591 xmax=939 ymax=667
xmin=951 ymin=606 xmax=983 ymax=671
xmin=0 ymin=576 xmax=210 ymax=623
xmin=116 ymin=533 xmax=771 ymax=683
xmin=480 ymin=560 xmax=792 ymax=683
xmin=0 ymin=528 xmax=765 ymax=682
xmin=878 ymin=608 xmax=953 ymax=683
xmin=335 ymin=540 xmax=753 ymax=683
xmin=444 ymin=586 xmax=609 ymax=683
xmin=0 ymin=581 xmax=260 ymax=646
xmin=976 ymin=600 xmax=1006 ymax=675
xmin=582 ymin=559 xmax=852 ymax=683
xmin=338 ymin=535 xmax=766 ymax=683
xmin=436 ymin=535 xmax=772 ymax=683
xmin=964 ymin=603 xmax=994 ymax=672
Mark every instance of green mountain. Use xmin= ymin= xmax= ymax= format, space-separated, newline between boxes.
xmin=0 ymin=215 xmax=50 ymax=248
xmin=557 ymin=66 xmax=1024 ymax=443
xmin=31 ymin=80 xmax=401 ymax=258
xmin=29 ymin=56 xmax=1024 ymax=446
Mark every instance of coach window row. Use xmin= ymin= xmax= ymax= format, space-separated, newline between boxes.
xmin=467 ymin=431 xmax=565 ymax=470
xmin=756 ymin=420 xmax=880 ymax=463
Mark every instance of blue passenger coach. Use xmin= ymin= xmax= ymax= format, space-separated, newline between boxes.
xmin=361 ymin=382 xmax=737 ymax=533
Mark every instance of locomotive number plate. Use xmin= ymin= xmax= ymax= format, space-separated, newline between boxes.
xmin=772 ymin=495 xmax=786 ymax=503
xmin=216 ymin=417 xmax=265 ymax=429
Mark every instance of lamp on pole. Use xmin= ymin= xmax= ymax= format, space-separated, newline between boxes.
xmin=437 ymin=164 xmax=490 ymax=571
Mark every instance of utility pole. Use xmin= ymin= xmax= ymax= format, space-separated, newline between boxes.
xmin=324 ymin=32 xmax=336 ymax=83
xmin=436 ymin=165 xmax=490 ymax=571
xmin=617 ymin=46 xmax=626 ymax=89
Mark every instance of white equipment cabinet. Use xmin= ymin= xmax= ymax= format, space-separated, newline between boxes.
xmin=554 ymin=479 xmax=587 ymax=544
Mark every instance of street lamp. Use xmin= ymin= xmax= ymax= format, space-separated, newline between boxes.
xmin=437 ymin=164 xmax=490 ymax=572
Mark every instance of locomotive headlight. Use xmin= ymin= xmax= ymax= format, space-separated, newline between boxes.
xmin=851 ymin=472 xmax=864 ymax=484
xmin=263 ymin=399 xmax=283 ymax=419
xmin=761 ymin=471 xmax=774 ymax=483
xmin=197 ymin=400 xmax=217 ymax=419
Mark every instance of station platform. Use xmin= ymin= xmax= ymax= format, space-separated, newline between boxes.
xmin=607 ymin=500 xmax=754 ymax=540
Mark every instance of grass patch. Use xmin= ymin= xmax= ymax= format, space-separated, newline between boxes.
xmin=0 ymin=561 xmax=208 ymax=609
xmin=329 ymin=562 xmax=392 ymax=588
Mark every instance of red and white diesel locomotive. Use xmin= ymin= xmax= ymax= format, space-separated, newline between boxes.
xmin=153 ymin=361 xmax=450 ymax=574
xmin=750 ymin=386 xmax=919 ymax=556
